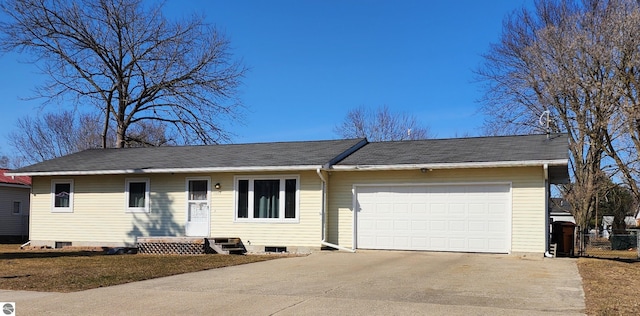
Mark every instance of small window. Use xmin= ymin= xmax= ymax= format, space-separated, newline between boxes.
xmin=12 ymin=201 xmax=21 ymax=215
xmin=126 ymin=178 xmax=150 ymax=212
xmin=235 ymin=176 xmax=299 ymax=222
xmin=51 ymin=180 xmax=74 ymax=213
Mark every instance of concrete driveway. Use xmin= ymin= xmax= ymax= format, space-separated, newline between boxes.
xmin=2 ymin=251 xmax=584 ymax=315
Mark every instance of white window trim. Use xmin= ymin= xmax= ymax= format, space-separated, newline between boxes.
xmin=51 ymin=179 xmax=74 ymax=213
xmin=234 ymin=175 xmax=300 ymax=223
xmin=125 ymin=178 xmax=150 ymax=213
xmin=12 ymin=200 xmax=22 ymax=216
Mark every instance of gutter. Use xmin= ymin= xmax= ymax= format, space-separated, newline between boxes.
xmin=317 ymin=168 xmax=356 ymax=253
xmin=331 ymin=159 xmax=569 ymax=171
xmin=6 ymin=165 xmax=324 ymax=177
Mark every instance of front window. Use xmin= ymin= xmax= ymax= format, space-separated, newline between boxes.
xmin=236 ymin=176 xmax=299 ymax=221
xmin=126 ymin=178 xmax=150 ymax=212
xmin=51 ymin=180 xmax=73 ymax=212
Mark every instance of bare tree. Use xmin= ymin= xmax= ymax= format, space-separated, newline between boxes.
xmin=9 ymin=111 xmax=106 ymax=163
xmin=0 ymin=0 xmax=246 ymax=148
xmin=8 ymin=110 xmax=175 ymax=164
xmin=597 ymin=178 xmax=636 ymax=233
xmin=334 ymin=105 xmax=430 ymax=141
xmin=474 ymin=0 xmax=640 ymax=228
xmin=0 ymin=156 xmax=9 ymax=169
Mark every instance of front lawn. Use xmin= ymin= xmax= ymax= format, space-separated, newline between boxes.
xmin=4 ymin=243 xmax=640 ymax=315
xmin=0 ymin=244 xmax=283 ymax=292
xmin=578 ymin=257 xmax=640 ymax=315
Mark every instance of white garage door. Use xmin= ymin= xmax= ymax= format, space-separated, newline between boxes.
xmin=356 ymin=184 xmax=511 ymax=253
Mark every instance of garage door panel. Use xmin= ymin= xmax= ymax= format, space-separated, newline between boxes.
xmin=411 ymin=237 xmax=428 ymax=247
xmin=430 ymin=237 xmax=447 ymax=248
xmin=411 ymin=220 xmax=427 ymax=230
xmin=468 ymin=222 xmax=486 ymax=232
xmin=376 ymin=220 xmax=392 ymax=230
xmin=430 ymin=221 xmax=446 ymax=231
xmin=449 ymin=221 xmax=466 ymax=232
xmin=356 ymin=184 xmax=511 ymax=253
xmin=488 ymin=221 xmax=505 ymax=232
xmin=468 ymin=238 xmax=488 ymax=249
xmin=393 ymin=203 xmax=409 ymax=214
xmin=430 ymin=204 xmax=447 ymax=216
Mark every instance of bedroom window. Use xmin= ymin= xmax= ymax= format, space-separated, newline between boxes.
xmin=235 ymin=176 xmax=299 ymax=222
xmin=126 ymin=178 xmax=150 ymax=213
xmin=51 ymin=180 xmax=74 ymax=213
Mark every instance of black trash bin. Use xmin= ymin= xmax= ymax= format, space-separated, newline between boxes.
xmin=551 ymin=221 xmax=576 ymax=257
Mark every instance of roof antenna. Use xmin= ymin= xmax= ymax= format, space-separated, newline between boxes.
xmin=539 ymin=110 xmax=550 ymax=139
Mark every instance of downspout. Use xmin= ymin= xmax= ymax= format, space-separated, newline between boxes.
xmin=544 ymin=163 xmax=553 ymax=258
xmin=317 ymin=168 xmax=356 ymax=252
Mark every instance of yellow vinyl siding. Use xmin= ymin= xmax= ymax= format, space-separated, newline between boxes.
xmin=326 ymin=167 xmax=546 ymax=253
xmin=29 ymin=171 xmax=323 ymax=248
xmin=28 ymin=167 xmax=546 ymax=253
xmin=30 ymin=175 xmax=185 ymax=246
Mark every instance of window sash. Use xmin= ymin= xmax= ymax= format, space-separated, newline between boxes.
xmin=51 ymin=180 xmax=73 ymax=212
xmin=126 ymin=179 xmax=149 ymax=212
xmin=188 ymin=180 xmax=208 ymax=201
xmin=128 ymin=182 xmax=146 ymax=208
xmin=236 ymin=176 xmax=298 ymax=221
xmin=54 ymin=183 xmax=71 ymax=208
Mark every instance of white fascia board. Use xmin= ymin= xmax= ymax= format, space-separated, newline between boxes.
xmin=6 ymin=165 xmax=324 ymax=177
xmin=330 ymin=159 xmax=568 ymax=171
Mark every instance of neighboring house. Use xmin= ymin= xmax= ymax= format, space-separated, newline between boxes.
xmin=0 ymin=169 xmax=31 ymax=241
xmin=549 ymin=198 xmax=576 ymax=224
xmin=7 ymin=133 xmax=569 ymax=255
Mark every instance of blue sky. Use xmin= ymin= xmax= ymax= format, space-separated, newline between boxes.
xmin=0 ymin=0 xmax=531 ymax=154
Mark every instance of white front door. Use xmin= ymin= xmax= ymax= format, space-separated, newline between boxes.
xmin=186 ymin=178 xmax=210 ymax=237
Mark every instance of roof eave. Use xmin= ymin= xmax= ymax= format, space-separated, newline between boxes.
xmin=0 ymin=183 xmax=32 ymax=189
xmin=6 ymin=165 xmax=325 ymax=177
xmin=330 ymin=159 xmax=569 ymax=171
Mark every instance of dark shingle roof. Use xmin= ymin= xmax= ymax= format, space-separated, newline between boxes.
xmin=10 ymin=138 xmax=366 ymax=175
xmin=8 ymin=134 xmax=569 ymax=179
xmin=335 ymin=133 xmax=568 ymax=166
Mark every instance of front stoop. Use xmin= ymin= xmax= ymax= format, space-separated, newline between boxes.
xmin=136 ymin=237 xmax=246 ymax=255
xmin=206 ymin=237 xmax=246 ymax=255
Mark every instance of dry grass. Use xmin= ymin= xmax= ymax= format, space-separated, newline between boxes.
xmin=0 ymin=244 xmax=284 ymax=292
xmin=578 ymin=258 xmax=640 ymax=315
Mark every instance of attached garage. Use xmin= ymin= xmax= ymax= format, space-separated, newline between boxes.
xmin=355 ymin=183 xmax=511 ymax=253
xmin=327 ymin=134 xmax=570 ymax=255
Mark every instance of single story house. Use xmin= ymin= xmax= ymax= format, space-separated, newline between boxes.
xmin=0 ymin=169 xmax=31 ymax=241
xmin=7 ymin=133 xmax=569 ymax=254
